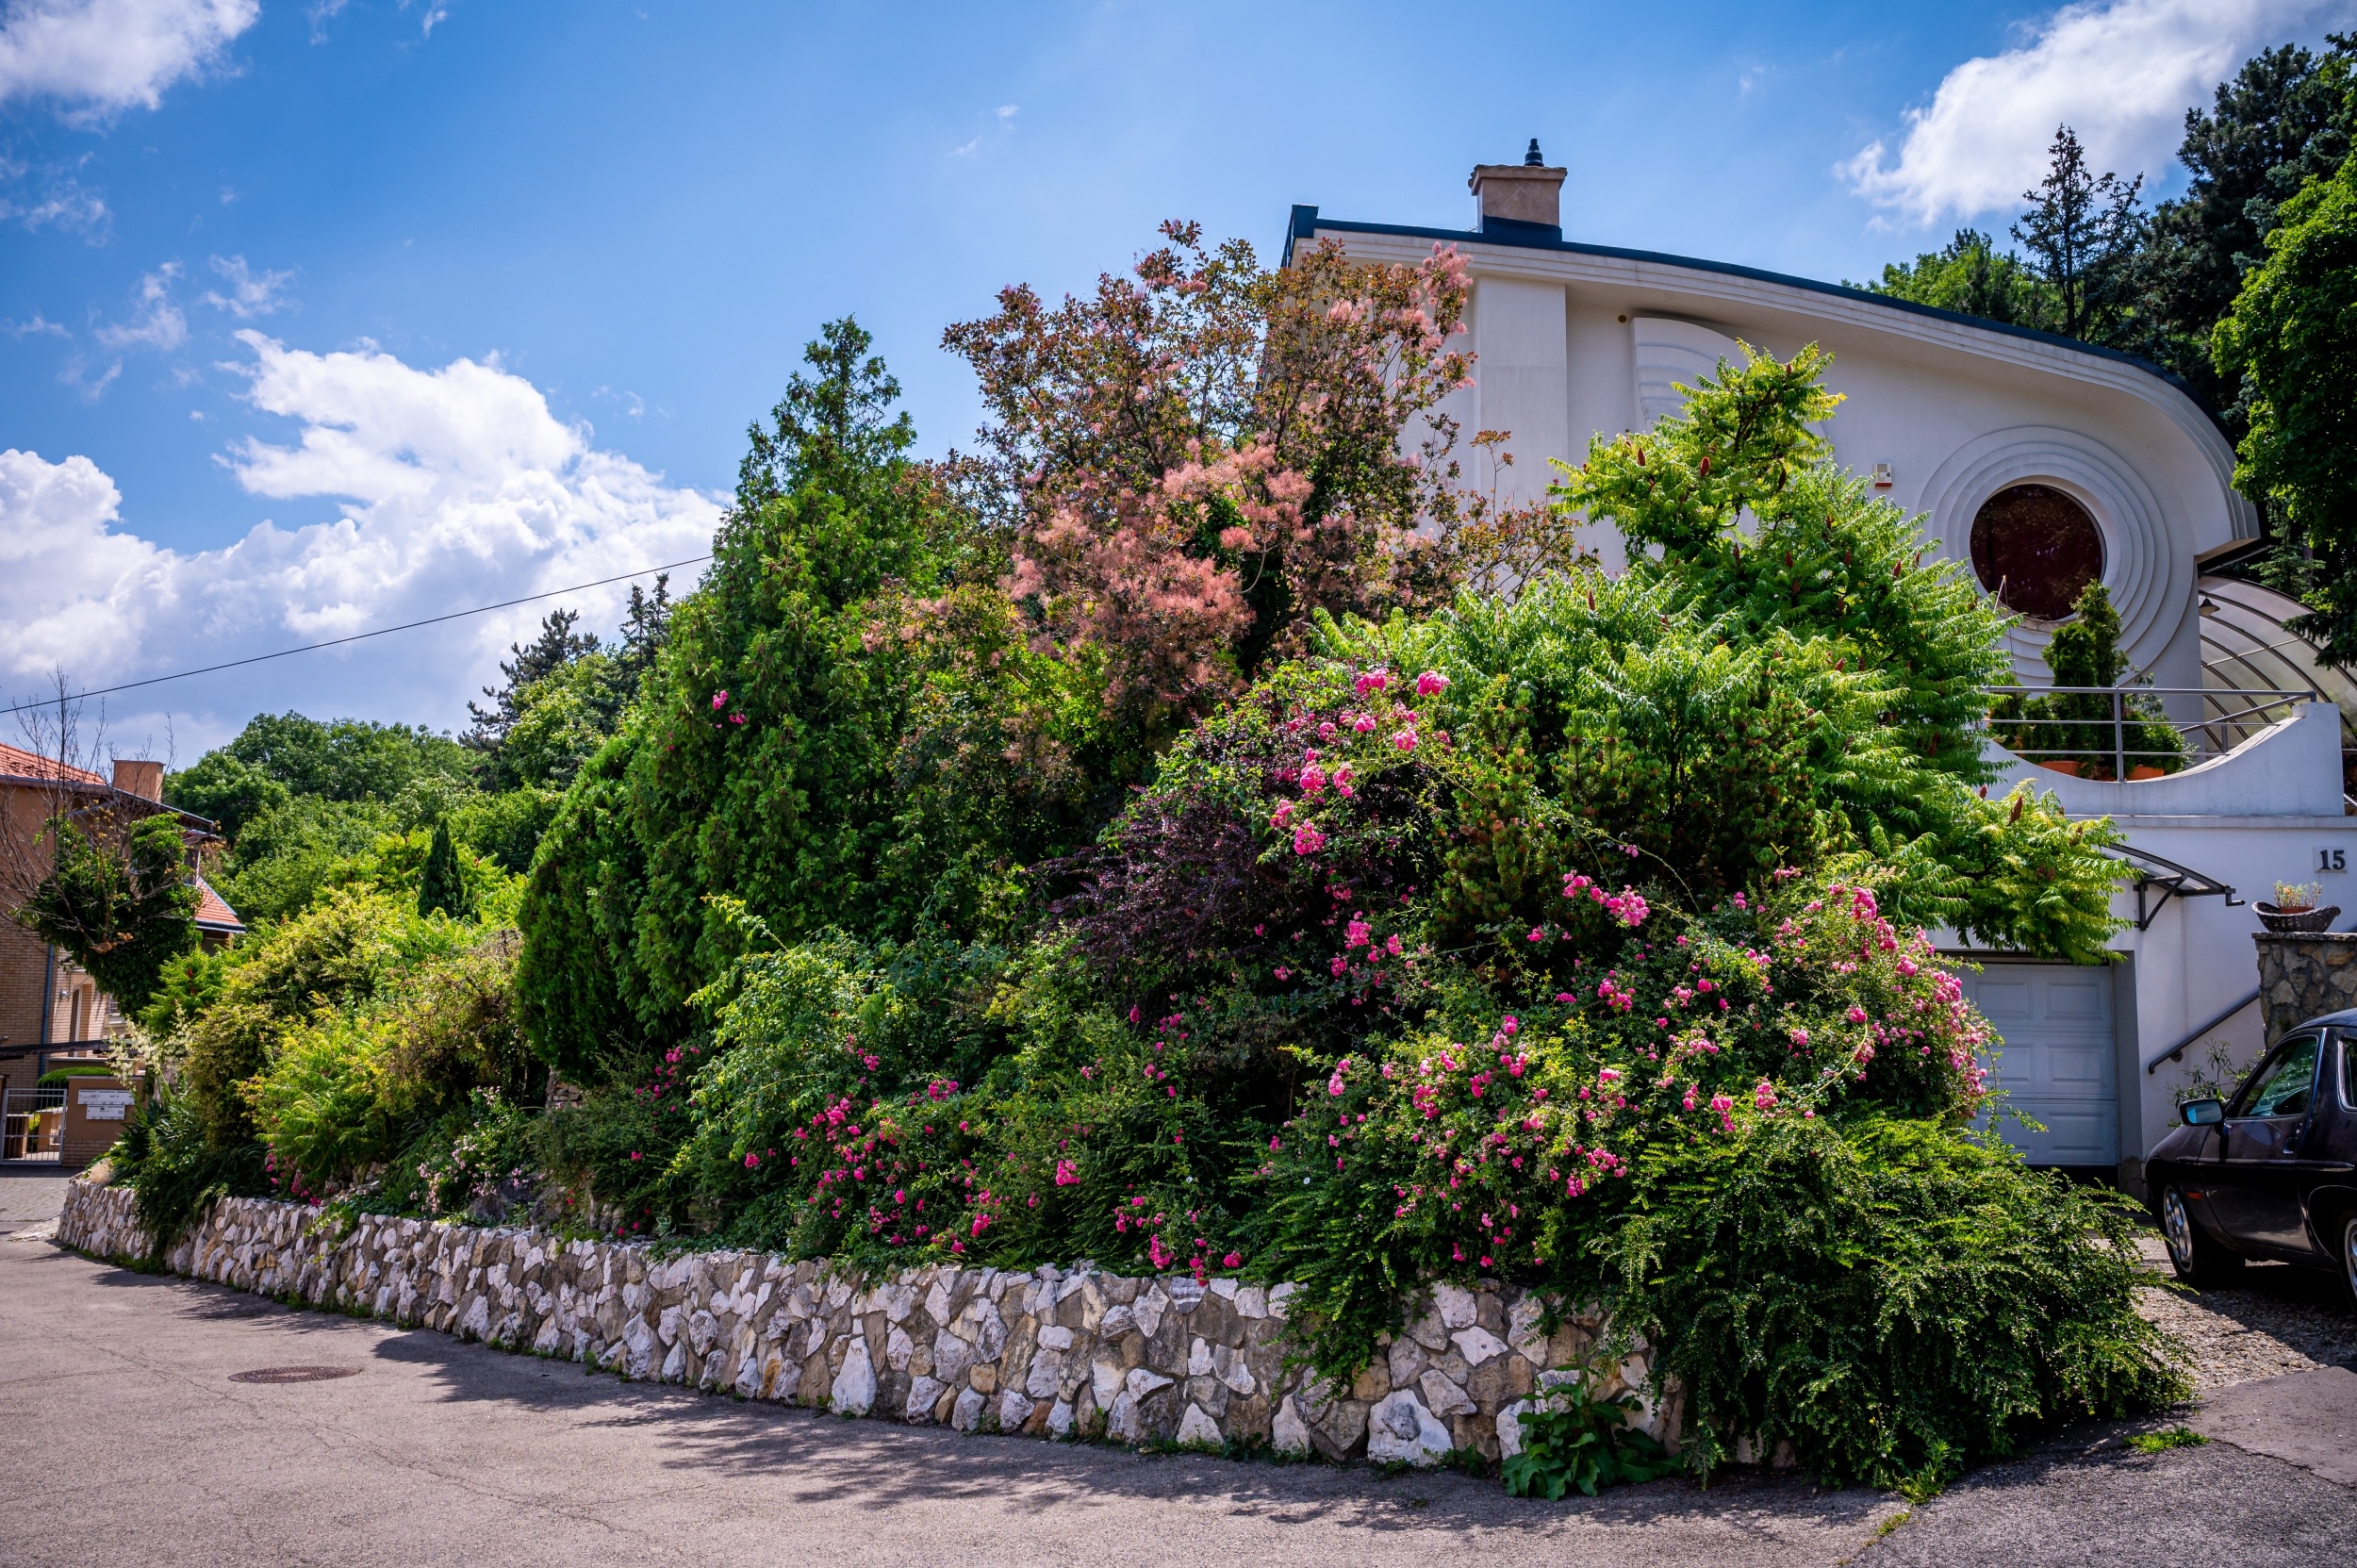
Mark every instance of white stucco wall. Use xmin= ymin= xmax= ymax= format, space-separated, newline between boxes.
xmin=1317 ymin=223 xmax=2253 ymax=690
xmin=1306 ymin=212 xmax=2318 ymax=1172
xmin=1973 ymin=705 xmax=2357 ymax=1162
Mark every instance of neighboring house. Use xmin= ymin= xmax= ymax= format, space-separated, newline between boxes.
xmin=0 ymin=745 xmax=243 ymax=1123
xmin=1294 ymin=151 xmax=2357 ymax=1188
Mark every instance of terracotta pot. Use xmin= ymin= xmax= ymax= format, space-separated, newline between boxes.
xmin=2128 ymin=765 xmax=2167 ymax=781
xmin=2255 ymin=902 xmax=2339 ymax=933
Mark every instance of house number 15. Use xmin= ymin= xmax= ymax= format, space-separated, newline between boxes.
xmin=2322 ymin=848 xmax=2349 ymax=872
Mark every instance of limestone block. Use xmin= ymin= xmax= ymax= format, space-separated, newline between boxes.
xmin=903 ymin=1375 xmax=947 ymax=1422
xmin=1177 ymin=1403 xmax=1223 ymax=1446
xmin=1367 ymin=1391 xmax=1452 ymax=1465
xmin=1418 ymin=1368 xmax=1475 ymax=1417
xmin=1272 ymin=1395 xmax=1312 ymax=1455
xmin=1451 ymin=1326 xmax=1508 ymax=1366
xmin=831 ymin=1340 xmax=877 ymax=1415
xmin=1432 ymin=1281 xmax=1477 ymax=1330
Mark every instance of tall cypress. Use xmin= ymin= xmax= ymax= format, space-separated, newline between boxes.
xmin=418 ymin=819 xmax=470 ymax=919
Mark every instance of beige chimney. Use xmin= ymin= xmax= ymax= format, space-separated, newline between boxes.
xmin=1469 ymin=139 xmax=1567 ymax=233
xmin=112 ymin=759 xmax=164 ymax=802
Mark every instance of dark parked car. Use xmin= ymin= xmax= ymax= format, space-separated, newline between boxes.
xmin=2146 ymin=1010 xmax=2357 ymax=1311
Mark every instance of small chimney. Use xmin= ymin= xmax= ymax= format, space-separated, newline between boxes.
xmin=112 ymin=759 xmax=163 ymax=802
xmin=1469 ymin=140 xmax=1567 ymax=237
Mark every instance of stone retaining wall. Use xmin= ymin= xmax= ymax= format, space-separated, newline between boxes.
xmin=2254 ymin=932 xmax=2357 ymax=1044
xmin=57 ymin=1180 xmax=1674 ymax=1466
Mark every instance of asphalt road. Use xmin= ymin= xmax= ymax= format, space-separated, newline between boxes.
xmin=3 ymin=1169 xmax=2351 ymax=1568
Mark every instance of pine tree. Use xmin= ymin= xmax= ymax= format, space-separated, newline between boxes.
xmin=417 ymin=818 xmax=470 ymax=919
xmin=2012 ymin=126 xmax=2147 ymax=345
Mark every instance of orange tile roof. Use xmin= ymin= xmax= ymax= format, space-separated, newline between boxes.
xmin=193 ymin=876 xmax=244 ymax=932
xmin=0 ymin=742 xmax=107 ymax=786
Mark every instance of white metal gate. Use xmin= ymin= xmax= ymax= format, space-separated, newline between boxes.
xmin=1960 ymin=964 xmax=2118 ymax=1166
xmin=2 ymin=1087 xmax=64 ymax=1163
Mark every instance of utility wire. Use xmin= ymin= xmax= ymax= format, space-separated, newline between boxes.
xmin=0 ymin=555 xmax=711 ymax=718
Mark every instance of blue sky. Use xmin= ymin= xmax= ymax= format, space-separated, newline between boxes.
xmin=3 ymin=0 xmax=2351 ymax=755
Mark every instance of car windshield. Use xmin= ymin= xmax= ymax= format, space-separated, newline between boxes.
xmin=2235 ymin=1034 xmax=2321 ymax=1118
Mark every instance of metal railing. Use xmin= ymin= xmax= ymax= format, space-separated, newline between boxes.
xmin=1983 ymin=685 xmax=2316 ymax=782
xmin=1 ymin=1087 xmax=64 ymax=1163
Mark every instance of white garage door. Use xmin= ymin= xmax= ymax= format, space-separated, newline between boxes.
xmin=1959 ymin=964 xmax=2118 ymax=1166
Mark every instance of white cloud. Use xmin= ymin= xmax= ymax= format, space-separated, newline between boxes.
xmin=94 ymin=261 xmax=187 ymax=352
xmin=997 ymin=104 xmax=1017 ymax=121
xmin=0 ymin=167 xmax=108 ymax=236
xmin=0 ymin=337 xmax=719 ymax=747
xmin=0 ymin=0 xmax=259 ymax=117
xmin=202 ymin=254 xmax=295 ymax=319
xmin=1844 ymin=0 xmax=2351 ymax=225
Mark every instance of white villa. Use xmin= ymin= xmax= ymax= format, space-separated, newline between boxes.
xmin=1292 ymin=148 xmax=2357 ymax=1189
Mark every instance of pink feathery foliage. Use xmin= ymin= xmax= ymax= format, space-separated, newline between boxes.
xmin=945 ymin=222 xmax=1486 ymax=726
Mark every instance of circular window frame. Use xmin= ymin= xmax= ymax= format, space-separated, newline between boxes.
xmin=1916 ymin=426 xmax=2186 ymax=684
xmin=1968 ymin=480 xmax=2109 ymax=626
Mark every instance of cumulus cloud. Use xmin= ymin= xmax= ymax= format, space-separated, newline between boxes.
xmin=0 ymin=336 xmax=719 ymax=747
xmin=201 ymin=254 xmax=295 ymax=319
xmin=0 ymin=0 xmax=260 ymax=117
xmin=1844 ymin=0 xmax=2350 ymax=224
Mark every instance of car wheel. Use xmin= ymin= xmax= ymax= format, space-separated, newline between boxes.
xmin=2161 ymin=1186 xmax=2244 ymax=1288
xmin=2338 ymin=1214 xmax=2357 ymax=1315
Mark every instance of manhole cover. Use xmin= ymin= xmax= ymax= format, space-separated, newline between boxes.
xmin=229 ymin=1366 xmax=360 ymax=1384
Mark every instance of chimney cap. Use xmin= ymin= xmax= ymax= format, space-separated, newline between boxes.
xmin=1469 ymin=151 xmax=1566 ymax=235
xmin=110 ymin=758 xmax=164 ymax=803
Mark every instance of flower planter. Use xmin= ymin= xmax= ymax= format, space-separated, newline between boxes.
xmin=2255 ymin=901 xmax=2339 ymax=933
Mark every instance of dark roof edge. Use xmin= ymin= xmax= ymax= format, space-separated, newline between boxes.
xmin=1282 ymin=205 xmax=2228 ymax=438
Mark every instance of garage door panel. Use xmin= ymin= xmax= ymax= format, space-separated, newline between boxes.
xmin=1961 ymin=964 xmax=2118 ymax=1166
xmin=2044 ymin=1046 xmax=2110 ymax=1087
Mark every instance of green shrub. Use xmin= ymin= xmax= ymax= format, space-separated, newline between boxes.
xmin=106 ymin=1089 xmax=270 ymax=1258
xmin=1501 ymin=1377 xmax=1680 ymax=1498
xmin=1597 ymin=1114 xmax=2184 ymax=1489
xmin=36 ymin=1067 xmax=114 ymax=1087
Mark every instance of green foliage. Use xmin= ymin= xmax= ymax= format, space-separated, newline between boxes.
xmin=36 ymin=1067 xmax=113 ymax=1087
xmin=517 ymin=321 xmax=1110 ymax=1073
xmin=2214 ymin=151 xmax=2357 ymax=666
xmin=1854 ymin=229 xmax=2054 ymax=329
xmin=417 ymin=819 xmax=470 ymax=918
xmin=1598 ymin=1114 xmax=2184 ymax=1488
xmin=445 ymin=787 xmax=564 ymax=876
xmin=210 ymin=794 xmax=396 ymax=925
xmin=105 ymin=1089 xmax=269 ymax=1258
xmin=162 ymin=751 xmax=289 ymax=838
xmin=2011 ymin=126 xmax=2148 ymax=346
xmin=2127 ymin=1426 xmax=2209 ymax=1454
xmin=138 ymin=945 xmax=235 ymax=1035
xmin=2139 ymin=39 xmax=2355 ymax=419
xmin=370 ymin=1091 xmax=541 ymax=1223
xmin=1501 ymin=1378 xmax=1681 ymax=1498
xmin=200 ymin=711 xmax=473 ymax=805
xmin=1990 ymin=583 xmax=2185 ymax=776
xmin=16 ymin=813 xmax=199 ymax=1015
xmin=182 ymin=888 xmax=471 ymax=1147
xmin=242 ymin=926 xmax=532 ymax=1194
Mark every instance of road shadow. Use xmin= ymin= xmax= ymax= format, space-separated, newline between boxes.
xmin=53 ymin=1250 xmax=1889 ymax=1543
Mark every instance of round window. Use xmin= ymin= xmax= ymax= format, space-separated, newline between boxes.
xmin=1969 ymin=484 xmax=2104 ymax=620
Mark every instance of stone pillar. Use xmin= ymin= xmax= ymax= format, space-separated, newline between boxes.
xmin=2253 ymin=932 xmax=2357 ymax=1043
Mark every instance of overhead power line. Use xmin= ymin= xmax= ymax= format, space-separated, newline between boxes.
xmin=0 ymin=555 xmax=712 ymax=718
